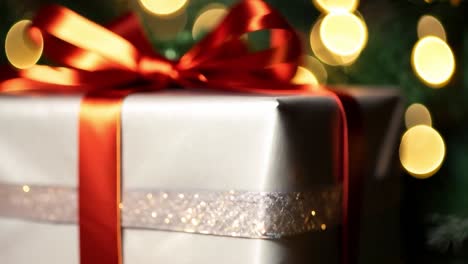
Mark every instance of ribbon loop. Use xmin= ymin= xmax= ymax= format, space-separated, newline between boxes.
xmin=3 ymin=0 xmax=302 ymax=93
xmin=137 ymin=56 xmax=175 ymax=84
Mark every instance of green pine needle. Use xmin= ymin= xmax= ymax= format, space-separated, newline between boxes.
xmin=427 ymin=214 xmax=468 ymax=253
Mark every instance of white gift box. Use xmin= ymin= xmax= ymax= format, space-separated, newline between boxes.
xmin=0 ymin=88 xmax=402 ymax=264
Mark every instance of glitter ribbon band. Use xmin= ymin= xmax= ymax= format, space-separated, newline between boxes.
xmin=0 ymin=183 xmax=341 ymax=239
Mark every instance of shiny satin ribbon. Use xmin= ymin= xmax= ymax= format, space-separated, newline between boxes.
xmin=0 ymin=1 xmax=351 ymax=264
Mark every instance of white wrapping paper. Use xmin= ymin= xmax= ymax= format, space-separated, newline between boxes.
xmin=0 ymin=91 xmax=343 ymax=264
xmin=0 ymin=89 xmax=402 ymax=263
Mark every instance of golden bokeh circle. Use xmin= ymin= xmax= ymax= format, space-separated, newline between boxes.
xmin=313 ymin=0 xmax=359 ymax=13
xmin=192 ymin=5 xmax=228 ymax=39
xmin=399 ymin=125 xmax=445 ymax=179
xmin=5 ymin=20 xmax=43 ymax=69
xmin=291 ymin=66 xmax=319 ymax=86
xmin=417 ymin=15 xmax=446 ymax=41
xmin=310 ymin=18 xmax=340 ymax=66
xmin=310 ymin=17 xmax=361 ymax=66
xmin=411 ymin=36 xmax=455 ymax=88
xmin=138 ymin=0 xmax=188 ymax=17
xmin=319 ymin=12 xmax=367 ymax=57
xmin=405 ymin=103 xmax=432 ymax=129
xmin=303 ymin=55 xmax=328 ymax=84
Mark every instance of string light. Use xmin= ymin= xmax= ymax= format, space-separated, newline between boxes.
xmin=319 ymin=12 xmax=368 ymax=57
xmin=411 ymin=36 xmax=455 ymax=88
xmin=5 ymin=20 xmax=43 ymax=69
xmin=405 ymin=103 xmax=432 ymax=129
xmin=417 ymin=15 xmax=446 ymax=41
xmin=313 ymin=0 xmax=359 ymax=13
xmin=192 ymin=4 xmax=228 ymax=39
xmin=399 ymin=125 xmax=445 ymax=179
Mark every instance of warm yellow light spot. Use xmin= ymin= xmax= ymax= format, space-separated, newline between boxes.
xmin=313 ymin=0 xmax=359 ymax=13
xmin=5 ymin=20 xmax=43 ymax=69
xmin=399 ymin=125 xmax=445 ymax=179
xmin=311 ymin=210 xmax=316 ymax=216
xmin=291 ymin=66 xmax=319 ymax=86
xmin=417 ymin=15 xmax=446 ymax=41
xmin=320 ymin=12 xmax=368 ymax=57
xmin=22 ymin=185 xmax=30 ymax=193
xmin=405 ymin=103 xmax=432 ymax=129
xmin=311 ymin=18 xmax=340 ymax=66
xmin=321 ymin=224 xmax=327 ymax=230
xmin=138 ymin=0 xmax=188 ymax=17
xmin=310 ymin=17 xmax=361 ymax=66
xmin=119 ymin=203 xmax=124 ymax=209
xmin=303 ymin=56 xmax=328 ymax=84
xmin=192 ymin=5 xmax=228 ymax=39
xmin=412 ymin=36 xmax=455 ymax=88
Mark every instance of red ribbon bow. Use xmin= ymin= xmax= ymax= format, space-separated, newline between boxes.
xmin=0 ymin=1 xmax=351 ymax=264
xmin=2 ymin=0 xmax=308 ymax=94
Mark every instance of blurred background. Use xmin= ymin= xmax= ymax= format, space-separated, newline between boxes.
xmin=1 ymin=0 xmax=467 ymax=263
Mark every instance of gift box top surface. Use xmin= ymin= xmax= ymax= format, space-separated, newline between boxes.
xmin=0 ymin=88 xmax=401 ymax=192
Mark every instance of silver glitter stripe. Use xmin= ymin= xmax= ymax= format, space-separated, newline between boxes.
xmin=0 ymin=183 xmax=342 ymax=239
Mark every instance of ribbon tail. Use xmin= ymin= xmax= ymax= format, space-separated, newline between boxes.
xmin=79 ymin=92 xmax=128 ymax=264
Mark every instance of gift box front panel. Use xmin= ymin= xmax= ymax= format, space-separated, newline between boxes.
xmin=0 ymin=91 xmax=343 ymax=264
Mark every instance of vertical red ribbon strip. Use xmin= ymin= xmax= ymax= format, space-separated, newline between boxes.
xmin=79 ymin=93 xmax=127 ymax=264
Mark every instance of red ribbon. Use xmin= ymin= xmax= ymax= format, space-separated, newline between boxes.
xmin=0 ymin=1 xmax=351 ymax=263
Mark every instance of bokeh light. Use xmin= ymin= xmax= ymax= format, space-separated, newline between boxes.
xmin=192 ymin=4 xmax=228 ymax=40
xmin=399 ymin=125 xmax=445 ymax=179
xmin=291 ymin=66 xmax=319 ymax=86
xmin=303 ymin=55 xmax=328 ymax=84
xmin=313 ymin=0 xmax=359 ymax=13
xmin=138 ymin=0 xmax=188 ymax=17
xmin=310 ymin=17 xmax=361 ymax=66
xmin=310 ymin=18 xmax=340 ymax=66
xmin=319 ymin=12 xmax=368 ymax=57
xmin=411 ymin=36 xmax=455 ymax=88
xmin=5 ymin=20 xmax=43 ymax=69
xmin=417 ymin=15 xmax=446 ymax=41
xmin=22 ymin=185 xmax=30 ymax=193
xmin=405 ymin=103 xmax=432 ymax=129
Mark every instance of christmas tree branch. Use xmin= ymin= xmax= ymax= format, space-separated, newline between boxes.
xmin=427 ymin=214 xmax=468 ymax=253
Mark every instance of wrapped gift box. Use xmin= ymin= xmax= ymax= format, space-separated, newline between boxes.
xmin=0 ymin=88 xmax=402 ymax=264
